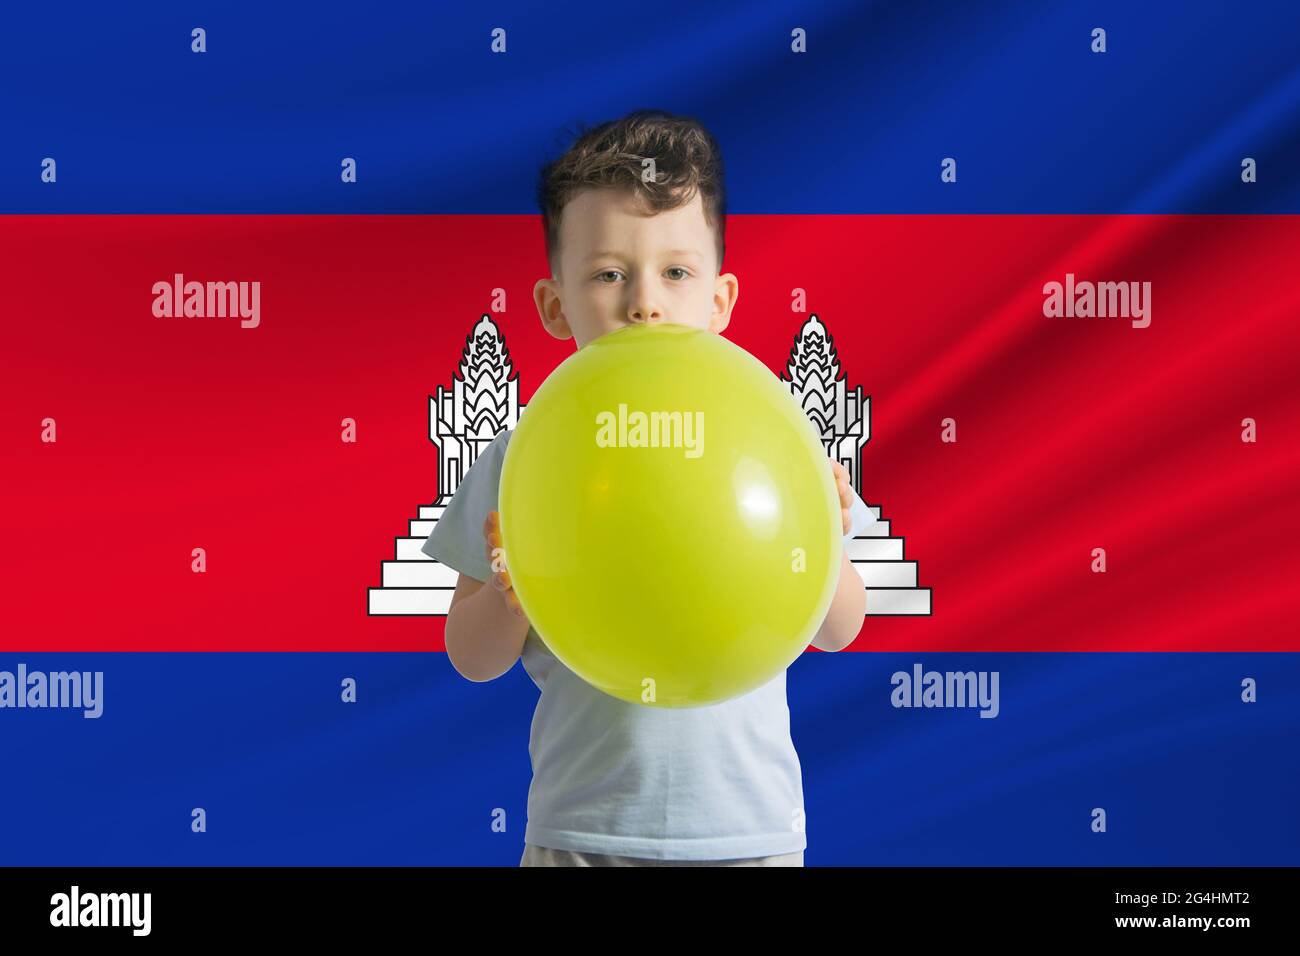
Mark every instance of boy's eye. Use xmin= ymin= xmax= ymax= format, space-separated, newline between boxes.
xmin=666 ymin=267 xmax=689 ymax=280
xmin=596 ymin=271 xmax=621 ymax=283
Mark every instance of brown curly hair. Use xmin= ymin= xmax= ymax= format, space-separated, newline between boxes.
xmin=536 ymin=109 xmax=727 ymax=278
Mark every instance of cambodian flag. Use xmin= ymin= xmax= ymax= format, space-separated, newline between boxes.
xmin=2 ymin=0 xmax=1297 ymax=866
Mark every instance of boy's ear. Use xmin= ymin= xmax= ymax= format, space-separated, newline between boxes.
xmin=709 ymin=271 xmax=739 ymax=335
xmin=533 ymin=277 xmax=573 ymax=341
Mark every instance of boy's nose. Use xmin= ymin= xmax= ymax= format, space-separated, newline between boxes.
xmin=627 ymin=276 xmax=664 ymax=324
xmin=628 ymin=306 xmax=663 ymax=324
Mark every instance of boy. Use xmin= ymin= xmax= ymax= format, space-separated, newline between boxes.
xmin=422 ymin=109 xmax=875 ymax=866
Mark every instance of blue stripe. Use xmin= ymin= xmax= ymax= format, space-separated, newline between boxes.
xmin=2 ymin=0 xmax=1298 ymax=212
xmin=2 ymin=652 xmax=1296 ymax=864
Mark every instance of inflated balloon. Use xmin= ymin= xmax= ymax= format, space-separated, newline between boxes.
xmin=499 ymin=322 xmax=841 ymax=708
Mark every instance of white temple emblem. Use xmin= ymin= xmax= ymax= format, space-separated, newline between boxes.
xmin=368 ymin=313 xmax=930 ymax=617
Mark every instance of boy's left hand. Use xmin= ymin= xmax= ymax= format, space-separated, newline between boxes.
xmin=830 ymin=458 xmax=853 ymax=535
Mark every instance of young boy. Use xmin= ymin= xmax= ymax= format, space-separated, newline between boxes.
xmin=422 ymin=109 xmax=875 ymax=866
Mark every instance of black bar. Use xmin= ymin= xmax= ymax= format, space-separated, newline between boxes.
xmin=0 ymin=866 xmax=1286 ymax=941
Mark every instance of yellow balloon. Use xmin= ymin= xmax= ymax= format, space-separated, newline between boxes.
xmin=499 ymin=322 xmax=841 ymax=707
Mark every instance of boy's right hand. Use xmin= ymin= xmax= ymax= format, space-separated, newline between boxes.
xmin=483 ymin=511 xmax=528 ymax=621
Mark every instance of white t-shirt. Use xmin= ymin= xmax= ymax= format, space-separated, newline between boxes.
xmin=422 ymin=428 xmax=876 ymax=860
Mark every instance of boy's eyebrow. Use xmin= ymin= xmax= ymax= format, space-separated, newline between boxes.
xmin=585 ymin=249 xmax=704 ymax=262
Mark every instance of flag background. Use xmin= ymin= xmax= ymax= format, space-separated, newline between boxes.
xmin=2 ymin=1 xmax=1298 ymax=865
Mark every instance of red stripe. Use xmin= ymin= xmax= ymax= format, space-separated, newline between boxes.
xmin=3 ymin=215 xmax=1296 ymax=651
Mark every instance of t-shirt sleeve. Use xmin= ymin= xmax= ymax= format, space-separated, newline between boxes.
xmin=419 ymin=433 xmax=505 ymax=583
xmin=844 ymin=486 xmax=876 ymax=542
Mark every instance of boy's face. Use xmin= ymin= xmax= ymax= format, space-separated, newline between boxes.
xmin=533 ymin=187 xmax=739 ymax=350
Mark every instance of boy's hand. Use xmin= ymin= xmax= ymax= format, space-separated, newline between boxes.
xmin=483 ymin=511 xmax=529 ymax=620
xmin=830 ymin=459 xmax=853 ymax=535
